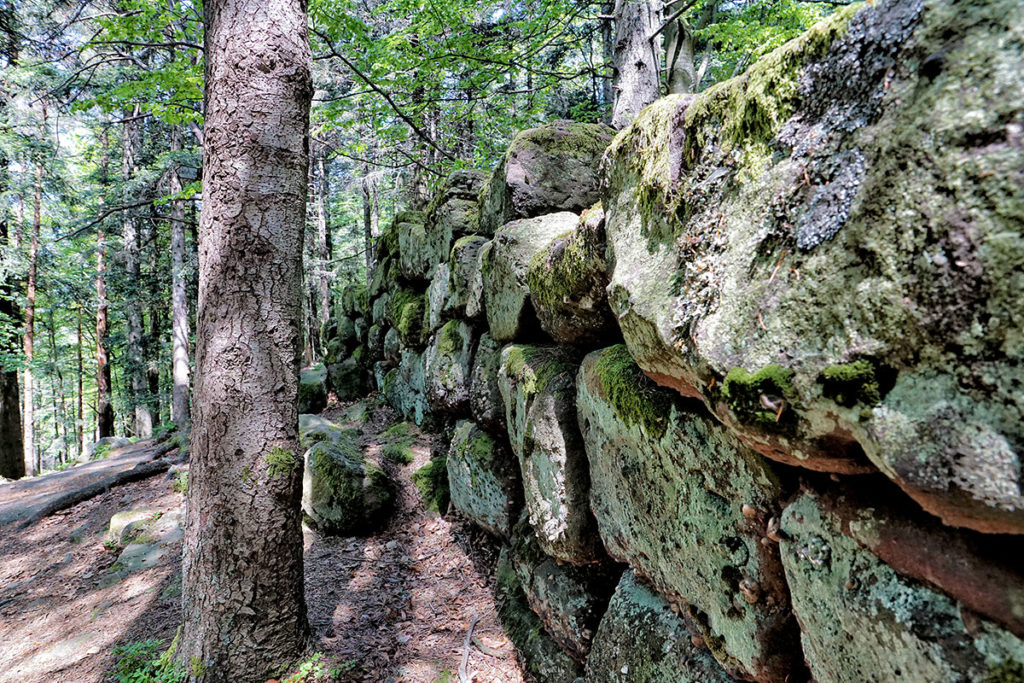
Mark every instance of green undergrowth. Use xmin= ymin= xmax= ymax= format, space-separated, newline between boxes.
xmin=593 ymin=345 xmax=672 ymax=440
xmin=413 ymin=457 xmax=450 ymax=513
xmin=109 ymin=633 xmax=185 ymax=683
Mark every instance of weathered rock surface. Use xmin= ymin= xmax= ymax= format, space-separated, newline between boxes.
xmin=479 ymin=120 xmax=613 ymax=235
xmin=469 ymin=333 xmax=507 ymax=434
xmin=81 ymin=436 xmax=131 ymax=462
xmin=446 ymin=420 xmax=521 ymax=539
xmin=383 ymin=327 xmax=400 ymax=362
xmin=602 ymin=0 xmax=1024 ymax=533
xmin=780 ymin=489 xmax=1024 ymax=682
xmin=577 ymin=346 xmax=796 ymax=681
xmin=327 ymin=356 xmax=364 ymax=401
xmin=527 ymin=204 xmax=616 ymax=345
xmin=388 ymin=287 xmax=425 ymax=349
xmin=498 ymin=344 xmax=600 ymax=564
xmin=423 ymin=320 xmax=474 ymax=414
xmin=382 ymin=350 xmax=430 ymax=426
xmin=302 ymin=437 xmax=392 ymax=535
xmin=483 ymin=212 xmax=577 ymax=342
xmin=448 ymin=235 xmax=489 ymax=319
xmin=508 ymin=515 xmax=617 ymax=662
xmin=586 ymin=570 xmax=740 ymax=683
xmin=465 ymin=240 xmax=491 ymax=320
xmin=495 ymin=547 xmax=585 ymax=683
xmin=298 ymin=364 xmax=328 ymax=414
xmin=398 ymin=218 xmax=439 ymax=282
xmin=424 ymin=262 xmax=453 ymax=333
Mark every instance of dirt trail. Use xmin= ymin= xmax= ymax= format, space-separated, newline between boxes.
xmin=0 ymin=399 xmax=523 ymax=682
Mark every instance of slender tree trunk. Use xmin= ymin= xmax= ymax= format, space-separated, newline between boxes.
xmin=179 ymin=0 xmax=313 ymax=675
xmin=47 ymin=307 xmax=67 ymax=464
xmin=122 ymin=108 xmax=152 ymax=438
xmin=169 ymin=127 xmax=191 ymax=431
xmin=76 ymin=306 xmax=84 ymax=458
xmin=664 ymin=1 xmax=696 ymax=94
xmin=0 ymin=73 xmax=23 ymax=479
xmin=611 ymin=0 xmax=660 ymax=128
xmin=361 ymin=161 xmax=374 ymax=274
xmin=22 ymin=160 xmax=42 ymax=475
xmin=96 ymin=132 xmax=115 ymax=439
xmin=315 ymin=148 xmax=331 ymax=335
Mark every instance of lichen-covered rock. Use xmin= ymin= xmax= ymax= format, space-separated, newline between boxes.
xmin=527 ymin=203 xmax=617 ymax=345
xmin=577 ymin=346 xmax=797 ymax=681
xmin=81 ymin=436 xmax=131 ymax=462
xmin=602 ymin=0 xmax=1024 ymax=533
xmin=446 ymin=420 xmax=521 ymax=539
xmin=388 ymin=287 xmax=426 ymax=349
xmin=328 ymin=357 xmax=364 ymax=401
xmin=367 ymin=324 xmax=385 ymax=361
xmin=586 ymin=570 xmax=739 ymax=683
xmin=423 ymin=320 xmax=474 ymax=414
xmin=412 ymin=456 xmax=449 ymax=513
xmin=780 ymin=490 xmax=1024 ymax=682
xmin=424 ymin=263 xmax=453 ymax=333
xmin=383 ymin=350 xmax=430 ymax=426
xmin=337 ymin=315 xmax=357 ymax=348
xmin=496 ymin=547 xmax=585 ymax=683
xmin=383 ymin=327 xmax=400 ymax=362
xmin=298 ymin=364 xmax=328 ymax=414
xmin=398 ymin=218 xmax=441 ymax=282
xmin=483 ymin=212 xmax=578 ymax=342
xmin=340 ymin=283 xmax=366 ymax=318
xmin=498 ymin=344 xmax=600 ymax=564
xmin=449 ymin=235 xmax=489 ymax=319
xmin=509 ymin=515 xmax=617 ymax=662
xmin=302 ymin=438 xmax=392 ymax=535
xmin=353 ymin=317 xmax=367 ymax=345
xmin=479 ymin=120 xmax=614 ymax=235
xmin=469 ymin=333 xmax=507 ymax=434
xmin=299 ymin=413 xmax=349 ymax=448
xmin=324 ymin=337 xmax=345 ymax=367
xmin=371 ymin=293 xmax=390 ymax=327
xmin=465 ymin=240 xmax=491 ymax=320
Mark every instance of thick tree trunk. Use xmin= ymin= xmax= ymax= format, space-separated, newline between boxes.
xmin=22 ymin=160 xmax=42 ymax=476
xmin=179 ymin=0 xmax=313 ymax=676
xmin=601 ymin=0 xmax=615 ymax=116
xmin=169 ymin=128 xmax=192 ymax=431
xmin=0 ymin=84 xmax=23 ymax=479
xmin=611 ymin=0 xmax=660 ymax=128
xmin=122 ymin=109 xmax=153 ymax=439
xmin=96 ymin=219 xmax=114 ymax=438
xmin=664 ymin=2 xmax=696 ymax=94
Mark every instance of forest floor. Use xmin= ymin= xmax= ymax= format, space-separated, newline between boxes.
xmin=0 ymin=396 xmax=524 ymax=683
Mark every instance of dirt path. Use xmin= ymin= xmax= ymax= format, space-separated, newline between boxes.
xmin=0 ymin=399 xmax=523 ymax=682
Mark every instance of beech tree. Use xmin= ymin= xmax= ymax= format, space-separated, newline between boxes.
xmin=178 ymin=0 xmax=313 ymax=676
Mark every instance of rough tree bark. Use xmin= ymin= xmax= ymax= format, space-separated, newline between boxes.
xmin=169 ymin=127 xmax=191 ymax=430
xmin=96 ymin=130 xmax=115 ymax=439
xmin=22 ymin=158 xmax=42 ymax=476
xmin=664 ymin=1 xmax=696 ymax=94
xmin=179 ymin=0 xmax=313 ymax=676
xmin=76 ymin=306 xmax=84 ymax=457
xmin=121 ymin=108 xmax=153 ymax=438
xmin=611 ymin=0 xmax=660 ymax=128
xmin=315 ymin=146 xmax=331 ymax=337
xmin=0 ymin=64 xmax=23 ymax=479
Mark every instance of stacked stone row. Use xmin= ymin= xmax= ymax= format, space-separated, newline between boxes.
xmin=361 ymin=0 xmax=1024 ymax=677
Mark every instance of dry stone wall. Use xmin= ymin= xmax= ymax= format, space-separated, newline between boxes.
xmin=332 ymin=0 xmax=1024 ymax=678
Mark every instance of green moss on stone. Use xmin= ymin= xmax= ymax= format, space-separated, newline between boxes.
xmin=513 ymin=121 xmax=612 ymax=160
xmin=722 ymin=364 xmax=796 ymax=429
xmin=390 ymin=287 xmax=425 ymax=345
xmin=413 ymin=457 xmax=450 ymax=513
xmin=265 ymin=447 xmax=298 ymax=479
xmin=503 ymin=345 xmax=576 ymax=397
xmin=593 ymin=345 xmax=672 ymax=439
xmin=819 ymin=360 xmax=882 ymax=407
xmin=987 ymin=660 xmax=1024 ymax=683
xmin=437 ymin=320 xmax=464 ymax=356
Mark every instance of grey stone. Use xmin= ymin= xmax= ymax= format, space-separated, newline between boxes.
xmin=446 ymin=420 xmax=521 ymax=539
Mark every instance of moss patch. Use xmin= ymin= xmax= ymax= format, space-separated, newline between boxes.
xmin=413 ymin=457 xmax=450 ymax=513
xmin=722 ymin=364 xmax=796 ymax=429
xmin=513 ymin=121 xmax=613 ymax=161
xmin=437 ymin=320 xmax=465 ymax=356
xmin=987 ymin=660 xmax=1024 ymax=683
xmin=265 ymin=447 xmax=299 ymax=479
xmin=819 ymin=360 xmax=882 ymax=407
xmin=593 ymin=345 xmax=672 ymax=439
xmin=502 ymin=345 xmax=577 ymax=397
xmin=390 ymin=287 xmax=425 ymax=346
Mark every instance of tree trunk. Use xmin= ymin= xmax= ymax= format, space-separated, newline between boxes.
xmin=611 ymin=0 xmax=660 ymax=128
xmin=96 ymin=218 xmax=115 ymax=439
xmin=601 ymin=1 xmax=615 ymax=116
xmin=76 ymin=307 xmax=84 ymax=458
xmin=315 ymin=147 xmax=331 ymax=337
xmin=664 ymin=0 xmax=696 ymax=94
xmin=22 ymin=160 xmax=42 ymax=476
xmin=169 ymin=127 xmax=192 ymax=431
xmin=179 ymin=0 xmax=313 ymax=675
xmin=122 ymin=108 xmax=153 ymax=438
xmin=0 ymin=74 xmax=23 ymax=479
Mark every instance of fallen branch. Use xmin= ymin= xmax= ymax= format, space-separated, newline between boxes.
xmin=16 ymin=448 xmax=177 ymax=531
xmin=471 ymin=636 xmax=504 ymax=658
xmin=458 ymin=615 xmax=481 ymax=682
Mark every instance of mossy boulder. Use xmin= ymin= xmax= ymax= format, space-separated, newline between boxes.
xmin=340 ymin=283 xmax=367 ymax=318
xmin=107 ymin=509 xmax=160 ymax=547
xmin=398 ymin=218 xmax=441 ymax=282
xmin=412 ymin=456 xmax=449 ymax=514
xmin=371 ymin=293 xmax=390 ymax=327
xmin=424 ymin=262 xmax=453 ymax=333
xmin=299 ymin=413 xmax=349 ymax=448
xmin=302 ymin=438 xmax=392 ymax=535
xmin=297 ymin=364 xmax=328 ymax=414
xmin=479 ymin=120 xmax=614 ymax=235
xmin=383 ymin=350 xmax=431 ymax=426
xmin=469 ymin=333 xmax=507 ymax=434
xmin=81 ymin=436 xmax=131 ymax=462
xmin=367 ymin=324 xmax=386 ymax=362
xmin=495 ymin=547 xmax=585 ymax=683
xmin=336 ymin=316 xmax=357 ymax=348
xmin=527 ymin=203 xmax=617 ymax=345
xmin=780 ymin=490 xmax=1024 ymax=682
xmin=423 ymin=320 xmax=475 ymax=414
xmin=465 ymin=240 xmax=491 ymax=321
xmin=483 ymin=212 xmax=578 ymax=342
xmin=327 ymin=357 xmax=365 ymax=402
xmin=368 ymin=256 xmax=392 ymax=298
xmin=388 ymin=287 xmax=426 ymax=349
xmin=446 ymin=420 xmax=521 ymax=539
xmin=586 ymin=570 xmax=740 ymax=682
xmin=508 ymin=515 xmax=617 ymax=663
xmin=497 ymin=344 xmax=600 ymax=564
xmin=324 ymin=337 xmax=345 ymax=367
xmin=448 ymin=235 xmax=489 ymax=320
xmin=577 ymin=346 xmax=796 ymax=682
xmin=602 ymin=0 xmax=1024 ymax=532
xmin=383 ymin=327 xmax=401 ymax=362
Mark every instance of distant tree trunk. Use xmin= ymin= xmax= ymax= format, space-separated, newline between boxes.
xmin=179 ymin=0 xmax=312 ymax=675
xmin=76 ymin=307 xmax=84 ymax=458
xmin=95 ymin=130 xmax=115 ymax=439
xmin=22 ymin=159 xmax=42 ymax=475
xmin=0 ymin=68 xmax=23 ymax=479
xmin=361 ymin=161 xmax=375 ymax=274
xmin=611 ymin=0 xmax=660 ymax=128
xmin=47 ymin=307 xmax=67 ymax=464
xmin=169 ymin=127 xmax=191 ymax=431
xmin=601 ymin=0 xmax=615 ymax=117
xmin=122 ymin=109 xmax=152 ymax=438
xmin=315 ymin=147 xmax=331 ymax=335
